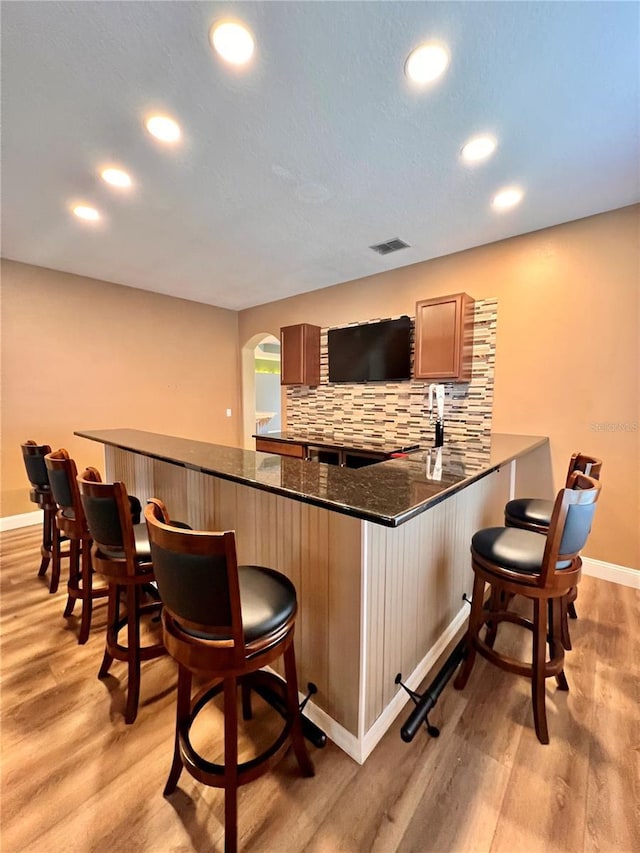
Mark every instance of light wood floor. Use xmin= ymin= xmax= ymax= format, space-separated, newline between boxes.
xmin=1 ymin=524 xmax=638 ymax=853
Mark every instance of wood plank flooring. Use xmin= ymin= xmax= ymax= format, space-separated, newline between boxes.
xmin=1 ymin=524 xmax=638 ymax=853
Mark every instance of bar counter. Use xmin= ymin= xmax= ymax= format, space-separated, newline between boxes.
xmin=75 ymin=428 xmax=547 ymax=527
xmin=76 ymin=427 xmax=551 ymax=763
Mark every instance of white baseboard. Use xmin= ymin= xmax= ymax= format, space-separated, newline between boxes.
xmin=296 ymin=700 xmax=363 ymax=764
xmin=0 ymin=511 xmax=42 ymax=532
xmin=581 ymin=557 xmax=640 ymax=589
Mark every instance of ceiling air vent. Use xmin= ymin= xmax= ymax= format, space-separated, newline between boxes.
xmin=369 ymin=238 xmax=410 ymax=255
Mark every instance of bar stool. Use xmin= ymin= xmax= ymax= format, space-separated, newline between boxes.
xmin=77 ymin=468 xmax=166 ymax=724
xmin=144 ymin=499 xmax=315 ymax=853
xmin=505 ymin=452 xmax=602 ymax=648
xmin=44 ymin=449 xmax=109 ymax=644
xmin=455 ymin=472 xmax=601 ymax=744
xmin=21 ymin=440 xmax=66 ymax=593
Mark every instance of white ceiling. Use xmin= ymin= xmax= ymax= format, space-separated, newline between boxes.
xmin=2 ymin=1 xmax=638 ymax=310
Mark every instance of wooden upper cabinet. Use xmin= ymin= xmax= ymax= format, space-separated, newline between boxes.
xmin=280 ymin=323 xmax=321 ymax=386
xmin=414 ymin=293 xmax=475 ymax=382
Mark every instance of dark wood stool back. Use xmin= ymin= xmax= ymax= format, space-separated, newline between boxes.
xmin=504 ymin=451 xmax=603 ymax=649
xmin=77 ymin=469 xmax=165 ymax=723
xmin=145 ymin=499 xmax=314 ymax=853
xmin=22 ymin=440 xmax=52 ymax=492
xmin=456 ymin=472 xmax=601 ymax=743
xmin=505 ymin=451 xmax=602 ymax=533
xmin=21 ymin=440 xmax=64 ymax=592
xmin=564 ymin=452 xmax=602 ymax=482
xmin=45 ymin=449 xmax=108 ymax=644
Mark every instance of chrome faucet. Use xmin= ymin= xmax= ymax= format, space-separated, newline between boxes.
xmin=428 ymin=384 xmax=445 ymax=447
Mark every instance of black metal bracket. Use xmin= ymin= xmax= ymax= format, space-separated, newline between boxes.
xmin=395 ymin=673 xmax=441 ymax=738
xmin=397 ymin=635 xmax=468 ymax=743
xmin=299 ymin=681 xmax=317 ymax=713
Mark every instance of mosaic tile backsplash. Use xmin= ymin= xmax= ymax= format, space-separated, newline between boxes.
xmin=285 ymin=299 xmax=497 ymax=453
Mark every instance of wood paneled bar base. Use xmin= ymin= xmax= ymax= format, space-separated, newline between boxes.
xmin=76 ymin=429 xmax=550 ymax=763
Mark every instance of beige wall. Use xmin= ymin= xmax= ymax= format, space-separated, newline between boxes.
xmin=3 ymin=206 xmax=638 ymax=566
xmin=1 ymin=260 xmax=242 ymax=516
xmin=239 ymin=206 xmax=640 ymax=568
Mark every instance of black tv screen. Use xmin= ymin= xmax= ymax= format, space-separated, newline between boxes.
xmin=328 ymin=316 xmax=411 ymax=383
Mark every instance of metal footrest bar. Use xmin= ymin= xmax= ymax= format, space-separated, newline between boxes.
xmin=398 ymin=635 xmax=468 ymax=742
xmin=249 ymin=678 xmax=327 ymax=749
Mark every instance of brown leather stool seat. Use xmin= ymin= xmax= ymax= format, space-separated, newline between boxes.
xmin=145 ymin=499 xmax=314 ymax=853
xmin=455 ymin=472 xmax=601 ymax=744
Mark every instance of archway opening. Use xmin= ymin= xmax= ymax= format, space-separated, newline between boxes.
xmin=254 ymin=335 xmax=281 ymax=436
xmin=240 ymin=332 xmax=282 ymax=449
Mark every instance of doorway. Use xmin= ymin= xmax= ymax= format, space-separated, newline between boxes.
xmin=254 ymin=335 xmax=281 ymax=436
xmin=240 ymin=332 xmax=282 ymax=449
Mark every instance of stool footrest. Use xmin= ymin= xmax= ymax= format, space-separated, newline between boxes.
xmin=180 ymin=670 xmax=323 ymax=791
xmin=103 ymin=601 xmax=165 ymax=664
xmin=475 ymin=635 xmax=565 ymax=679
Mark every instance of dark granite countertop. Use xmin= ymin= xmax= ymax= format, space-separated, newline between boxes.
xmin=252 ymin=431 xmax=419 ymax=455
xmin=75 ymin=429 xmax=548 ymax=528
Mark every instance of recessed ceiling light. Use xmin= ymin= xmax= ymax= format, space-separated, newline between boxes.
xmin=72 ymin=204 xmax=100 ymax=222
xmin=101 ymin=167 xmax=132 ymax=188
xmin=492 ymin=187 xmax=524 ymax=211
xmin=461 ymin=135 xmax=497 ymax=163
xmin=405 ymin=42 xmax=449 ymax=85
xmin=210 ymin=21 xmax=254 ymax=65
xmin=145 ymin=115 xmax=181 ymax=143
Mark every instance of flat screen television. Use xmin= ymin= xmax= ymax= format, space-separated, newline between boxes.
xmin=328 ymin=316 xmax=411 ymax=383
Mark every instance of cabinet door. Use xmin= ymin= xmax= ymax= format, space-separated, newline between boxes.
xmin=280 ymin=324 xmax=320 ymax=386
xmin=256 ymin=438 xmax=306 ymax=458
xmin=414 ymin=293 xmax=474 ymax=381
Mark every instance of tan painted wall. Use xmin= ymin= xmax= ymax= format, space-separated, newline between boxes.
xmin=3 ymin=206 xmax=638 ymax=566
xmin=1 ymin=260 xmax=242 ymax=516
xmin=239 ymin=206 xmax=640 ymax=568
